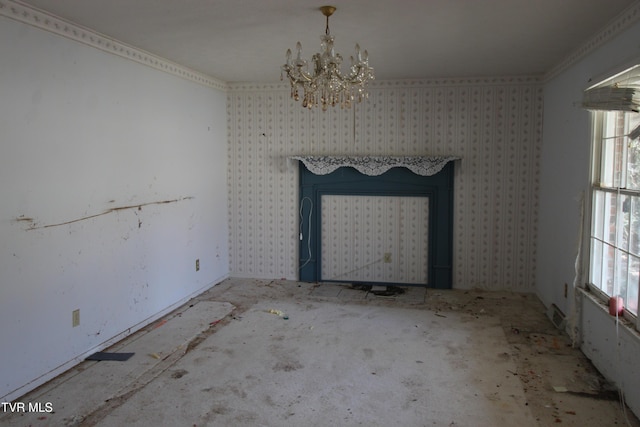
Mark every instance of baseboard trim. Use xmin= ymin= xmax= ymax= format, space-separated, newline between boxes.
xmin=0 ymin=274 xmax=229 ymax=402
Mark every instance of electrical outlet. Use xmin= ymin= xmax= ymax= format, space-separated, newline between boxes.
xmin=383 ymin=252 xmax=392 ymax=263
xmin=72 ymin=309 xmax=80 ymax=327
xmin=196 ymin=259 xmax=200 ymax=271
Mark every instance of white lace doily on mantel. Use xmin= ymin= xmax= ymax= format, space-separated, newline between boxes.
xmin=289 ymin=155 xmax=460 ymax=176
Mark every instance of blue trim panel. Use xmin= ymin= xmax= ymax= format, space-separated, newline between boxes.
xmin=298 ymin=163 xmax=453 ymax=289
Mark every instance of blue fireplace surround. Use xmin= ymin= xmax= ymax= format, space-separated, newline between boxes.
xmin=298 ymin=161 xmax=454 ymax=289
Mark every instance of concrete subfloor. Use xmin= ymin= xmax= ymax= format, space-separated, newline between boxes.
xmin=2 ymin=278 xmax=639 ymax=427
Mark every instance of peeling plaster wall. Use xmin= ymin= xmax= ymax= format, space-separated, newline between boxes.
xmin=0 ymin=16 xmax=229 ymax=401
xmin=538 ymin=18 xmax=640 ymax=415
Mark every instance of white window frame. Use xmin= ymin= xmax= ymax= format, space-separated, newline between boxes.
xmin=586 ymin=76 xmax=640 ymax=331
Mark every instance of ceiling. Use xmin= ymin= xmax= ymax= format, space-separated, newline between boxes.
xmin=17 ymin=0 xmax=639 ymax=83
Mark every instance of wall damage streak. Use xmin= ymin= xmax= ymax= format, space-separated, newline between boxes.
xmin=14 ymin=197 xmax=194 ymax=230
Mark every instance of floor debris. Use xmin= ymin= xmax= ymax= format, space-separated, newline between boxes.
xmin=85 ymin=352 xmax=134 ymax=362
xmin=3 ymin=280 xmax=638 ymax=427
xmin=152 ymin=319 xmax=167 ymax=329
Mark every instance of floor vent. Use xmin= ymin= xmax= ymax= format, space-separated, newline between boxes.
xmin=548 ymin=303 xmax=566 ymax=330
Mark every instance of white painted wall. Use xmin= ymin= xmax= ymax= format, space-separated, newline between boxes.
xmin=537 ymin=18 xmax=640 ymax=415
xmin=0 ymin=16 xmax=229 ymax=401
xmin=579 ymin=291 xmax=640 ymax=414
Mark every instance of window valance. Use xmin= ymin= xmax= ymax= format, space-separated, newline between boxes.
xmin=582 ymin=86 xmax=640 ymax=112
xmin=582 ymin=64 xmax=640 ymax=112
xmin=289 ymin=155 xmax=459 ymax=176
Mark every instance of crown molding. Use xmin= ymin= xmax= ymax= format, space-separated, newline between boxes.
xmin=226 ymin=82 xmax=292 ymax=92
xmin=227 ymin=76 xmax=543 ymax=92
xmin=544 ymin=1 xmax=640 ymax=82
xmin=368 ymin=76 xmax=542 ymax=87
xmin=8 ymin=0 xmax=632 ymax=90
xmin=0 ymin=0 xmax=228 ymax=91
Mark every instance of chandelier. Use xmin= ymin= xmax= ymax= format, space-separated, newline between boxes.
xmin=281 ymin=5 xmax=374 ymax=110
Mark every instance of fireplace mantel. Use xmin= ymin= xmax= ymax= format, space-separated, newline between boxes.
xmin=289 ymin=155 xmax=459 ymax=177
xmin=295 ymin=156 xmax=456 ymax=288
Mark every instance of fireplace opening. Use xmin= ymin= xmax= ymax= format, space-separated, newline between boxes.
xmin=320 ymin=194 xmax=429 ymax=284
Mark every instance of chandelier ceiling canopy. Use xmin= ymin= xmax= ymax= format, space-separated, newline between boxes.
xmin=281 ymin=5 xmax=374 ymax=111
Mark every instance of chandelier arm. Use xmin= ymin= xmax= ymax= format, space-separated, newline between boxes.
xmin=282 ymin=62 xmax=314 ymax=81
xmin=341 ymin=67 xmax=369 ymax=83
xmin=327 ymin=72 xmax=358 ymax=85
xmin=286 ymin=69 xmax=315 ymax=84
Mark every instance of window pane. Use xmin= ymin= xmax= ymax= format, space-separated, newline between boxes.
xmin=590 ymin=238 xmax=603 ymax=291
xmin=603 ymin=111 xmax=623 ymax=139
xmin=603 ymin=192 xmax=618 ymax=245
xmin=593 ymin=190 xmax=604 ymax=240
xmin=603 ymin=243 xmax=616 ymax=296
xmin=615 ymin=248 xmax=629 ymax=299
xmin=619 ymin=194 xmax=630 ymax=252
xmin=631 ymin=196 xmax=640 ymax=257
xmin=627 ymin=112 xmax=640 ymax=135
xmin=601 ymin=138 xmax=620 ymax=187
xmin=626 ymin=255 xmax=639 ymax=316
xmin=627 ymin=138 xmax=640 ymax=190
xmin=601 ymin=112 xmax=625 ymax=187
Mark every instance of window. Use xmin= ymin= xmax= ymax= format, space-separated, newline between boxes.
xmin=587 ymin=66 xmax=640 ymax=319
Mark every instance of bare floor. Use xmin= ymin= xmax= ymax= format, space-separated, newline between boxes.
xmin=2 ymin=278 xmax=639 ymax=426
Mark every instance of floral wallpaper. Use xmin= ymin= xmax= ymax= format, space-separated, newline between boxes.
xmin=227 ymin=78 xmax=542 ymax=291
xmin=320 ymin=195 xmax=429 ymax=284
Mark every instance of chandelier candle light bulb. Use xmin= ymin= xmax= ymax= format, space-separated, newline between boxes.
xmin=281 ymin=5 xmax=374 ymax=110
